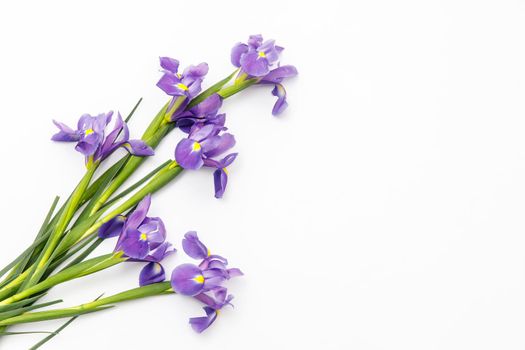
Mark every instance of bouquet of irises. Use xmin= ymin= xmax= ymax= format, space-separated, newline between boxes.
xmin=0 ymin=34 xmax=297 ymax=347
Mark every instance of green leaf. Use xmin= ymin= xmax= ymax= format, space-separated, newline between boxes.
xmin=125 ymin=97 xmax=143 ymax=123
xmin=46 ymin=236 xmax=101 ymax=275
xmin=28 ymin=294 xmax=104 ymax=349
xmin=0 ymin=331 xmax=56 ymax=336
xmin=102 ymin=160 xmax=172 ymax=209
xmin=0 ymin=293 xmax=47 ymax=313
xmin=0 ymin=253 xmax=123 ymax=306
xmin=0 ymin=282 xmax=171 ymax=327
xmin=187 ymin=69 xmax=239 ymax=109
xmin=0 ymin=197 xmax=60 ymax=281
xmin=0 ymin=299 xmax=62 ymax=320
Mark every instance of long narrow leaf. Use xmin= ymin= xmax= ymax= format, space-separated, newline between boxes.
xmin=29 ymin=294 xmax=104 ymax=349
xmin=0 ymin=299 xmax=63 ymax=320
xmin=102 ymin=160 xmax=172 ymax=209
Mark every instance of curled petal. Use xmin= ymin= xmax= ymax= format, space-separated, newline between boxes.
xmin=175 ymin=138 xmax=204 ymax=170
xmin=271 ymin=84 xmax=288 ymax=116
xmin=183 ymin=63 xmax=209 ymax=79
xmin=98 ymin=215 xmax=126 ymax=239
xmin=51 ymin=121 xmax=80 ymax=142
xmin=139 ymin=262 xmax=166 ymax=286
xmin=213 ymin=168 xmax=228 ymax=199
xmin=171 ymin=263 xmax=205 ymax=296
xmin=160 ymin=57 xmax=180 ymax=74
xmin=124 ymin=140 xmax=154 ymax=156
xmin=182 ymin=231 xmax=209 ymax=260
xmin=189 ymin=307 xmax=218 ymax=333
xmin=231 ymin=43 xmax=249 ymax=67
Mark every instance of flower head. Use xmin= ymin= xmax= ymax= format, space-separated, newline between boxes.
xmin=231 ymin=35 xmax=298 ymax=116
xmin=170 ymin=231 xmax=243 ymax=333
xmin=174 ymin=123 xmax=235 ymax=171
xmin=156 ymin=57 xmax=209 ymax=122
xmin=52 ymin=112 xmax=154 ymax=163
xmin=174 ymin=121 xmax=237 ymax=197
xmin=231 ymin=34 xmax=282 ymax=77
xmin=98 ymin=195 xmax=175 ymax=286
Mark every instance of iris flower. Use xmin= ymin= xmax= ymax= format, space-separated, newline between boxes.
xmin=231 ymin=34 xmax=298 ymax=115
xmin=52 ymin=112 xmax=154 ymax=163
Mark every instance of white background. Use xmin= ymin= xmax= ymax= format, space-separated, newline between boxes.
xmin=1 ymin=0 xmax=525 ymax=349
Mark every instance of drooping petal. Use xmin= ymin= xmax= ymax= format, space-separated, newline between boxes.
xmin=189 ymin=307 xmax=218 ymax=333
xmin=139 ymin=262 xmax=166 ymax=286
xmin=119 ymin=228 xmax=149 ymax=259
xmin=221 ymin=153 xmax=238 ymax=168
xmin=175 ymin=138 xmax=204 ymax=170
xmin=51 ymin=121 xmax=80 ymax=142
xmin=123 ymin=140 xmax=155 ymax=156
xmin=159 ymin=57 xmax=180 ymax=74
xmin=271 ymin=84 xmax=288 ymax=116
xmin=231 ymin=43 xmax=249 ymax=67
xmin=98 ymin=215 xmax=126 ymax=239
xmin=171 ymin=263 xmax=205 ymax=296
xmin=262 ymin=65 xmax=298 ymax=83
xmin=240 ymin=51 xmax=270 ymax=77
xmin=125 ymin=195 xmax=151 ymax=230
xmin=227 ymin=268 xmax=244 ymax=278
xmin=213 ymin=168 xmax=228 ymax=199
xmin=182 ymin=231 xmax=209 ymax=260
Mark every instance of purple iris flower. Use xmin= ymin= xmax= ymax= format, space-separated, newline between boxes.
xmin=231 ymin=34 xmax=282 ymax=77
xmin=174 ymin=123 xmax=235 ymax=170
xmin=171 ymin=231 xmax=242 ymax=332
xmin=115 ymin=195 xmax=170 ymax=260
xmin=231 ymin=35 xmax=298 ymax=116
xmin=52 ymin=112 xmax=154 ymax=162
xmin=156 ymin=57 xmax=209 ymax=121
xmin=97 ymin=195 xmax=175 ymax=286
xmin=174 ymin=122 xmax=238 ymax=197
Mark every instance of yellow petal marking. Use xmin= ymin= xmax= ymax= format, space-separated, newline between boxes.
xmin=193 ymin=275 xmax=205 ymax=284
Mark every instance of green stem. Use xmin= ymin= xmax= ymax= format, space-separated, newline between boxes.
xmin=0 ymin=282 xmax=172 ymax=326
xmin=0 ymin=253 xmax=124 ymax=306
xmin=23 ymin=164 xmax=99 ymax=290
